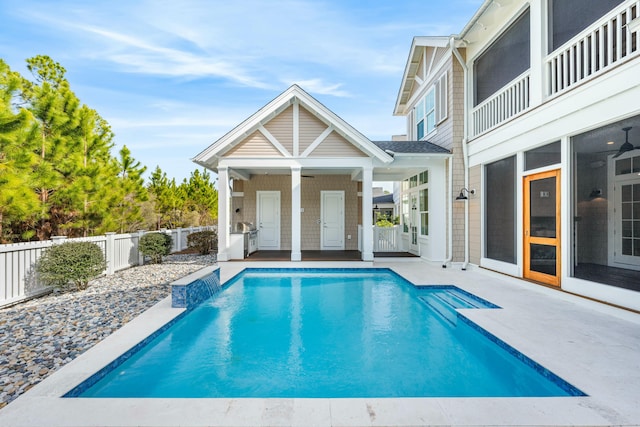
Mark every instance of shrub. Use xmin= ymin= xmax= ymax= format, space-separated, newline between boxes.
xmin=139 ymin=232 xmax=172 ymax=264
xmin=187 ymin=230 xmax=218 ymax=255
xmin=36 ymin=242 xmax=106 ymax=291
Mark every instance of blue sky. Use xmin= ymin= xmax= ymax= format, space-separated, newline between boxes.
xmin=0 ymin=0 xmax=482 ymax=184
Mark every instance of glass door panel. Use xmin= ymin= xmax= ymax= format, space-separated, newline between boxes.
xmin=524 ymin=170 xmax=561 ymax=286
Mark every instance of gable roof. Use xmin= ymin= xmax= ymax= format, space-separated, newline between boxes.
xmin=193 ymin=85 xmax=392 ymax=169
xmin=394 ymin=36 xmax=457 ymax=115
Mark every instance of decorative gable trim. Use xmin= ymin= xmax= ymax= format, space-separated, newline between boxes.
xmin=301 ymin=125 xmax=334 ymax=157
xmin=258 ymin=125 xmax=292 ymax=157
xmin=193 ymin=85 xmax=392 ymax=168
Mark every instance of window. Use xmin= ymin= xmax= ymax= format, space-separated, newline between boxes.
xmin=524 ymin=141 xmax=561 ymax=171
xmin=413 ymin=72 xmax=447 ymax=139
xmin=414 ymin=89 xmax=435 ymax=139
xmin=419 ymin=188 xmax=429 ymax=235
xmin=548 ymin=0 xmax=624 ymax=52
xmin=474 ymin=9 xmax=530 ymax=106
xmin=402 ymin=194 xmax=409 ymax=233
xmin=485 ymin=156 xmax=517 ymax=263
xmin=401 ymin=170 xmax=429 ymax=237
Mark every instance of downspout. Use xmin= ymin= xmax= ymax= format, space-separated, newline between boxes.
xmin=450 ymin=36 xmax=471 ymax=270
xmin=442 ymin=155 xmax=453 ymax=268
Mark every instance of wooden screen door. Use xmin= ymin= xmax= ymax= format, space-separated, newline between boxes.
xmin=524 ymin=170 xmax=561 ymax=286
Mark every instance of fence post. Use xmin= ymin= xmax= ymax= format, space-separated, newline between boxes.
xmin=105 ymin=232 xmax=116 ymax=275
xmin=176 ymin=228 xmax=183 ymax=252
xmin=137 ymin=230 xmax=145 ymax=266
xmin=51 ymin=236 xmax=67 ymax=245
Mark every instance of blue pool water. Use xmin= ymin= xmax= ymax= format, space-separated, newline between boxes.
xmin=72 ymin=268 xmax=584 ymax=398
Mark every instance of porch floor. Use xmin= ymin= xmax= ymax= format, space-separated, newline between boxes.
xmin=240 ymin=250 xmax=418 ymax=261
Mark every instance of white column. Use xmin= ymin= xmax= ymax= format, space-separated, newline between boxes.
xmin=361 ymin=166 xmax=374 ymax=261
xmin=291 ymin=166 xmax=302 ymax=261
xmin=217 ymin=166 xmax=230 ymax=261
xmin=529 ymin=0 xmax=546 ymax=106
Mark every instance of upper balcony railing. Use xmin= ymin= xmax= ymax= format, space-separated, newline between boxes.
xmin=471 ymin=71 xmax=530 ymax=138
xmin=546 ymin=0 xmax=640 ymax=97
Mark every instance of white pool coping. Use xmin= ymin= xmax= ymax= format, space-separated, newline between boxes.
xmin=1 ymin=260 xmax=639 ymax=426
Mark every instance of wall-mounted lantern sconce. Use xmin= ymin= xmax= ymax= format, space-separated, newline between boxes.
xmin=589 ymin=189 xmax=602 ymax=199
xmin=374 ymin=204 xmax=379 ymax=210
xmin=455 ymin=188 xmax=476 ymax=201
xmin=235 ymin=208 xmax=241 ymax=214
xmin=411 ymin=204 xmax=417 ymax=210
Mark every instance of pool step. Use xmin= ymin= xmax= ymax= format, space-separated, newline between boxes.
xmin=419 ymin=288 xmax=498 ymax=326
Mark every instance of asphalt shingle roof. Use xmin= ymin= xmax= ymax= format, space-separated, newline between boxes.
xmin=373 ymin=193 xmax=394 ymax=204
xmin=372 ymin=140 xmax=451 ymax=154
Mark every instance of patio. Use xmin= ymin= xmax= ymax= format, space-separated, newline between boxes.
xmin=0 ymin=259 xmax=638 ymax=426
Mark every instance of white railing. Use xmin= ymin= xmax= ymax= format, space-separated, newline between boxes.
xmin=0 ymin=226 xmax=216 ymax=308
xmin=373 ymin=225 xmax=402 ymax=252
xmin=471 ymin=71 xmax=530 ymax=137
xmin=546 ymin=0 xmax=640 ymax=97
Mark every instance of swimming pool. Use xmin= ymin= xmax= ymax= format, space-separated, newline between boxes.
xmin=68 ymin=268 xmax=584 ymax=398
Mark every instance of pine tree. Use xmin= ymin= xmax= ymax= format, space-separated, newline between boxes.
xmin=21 ymin=56 xmax=82 ymax=238
xmin=182 ymin=169 xmax=218 ymax=225
xmin=0 ymin=60 xmax=39 ymax=242
xmin=113 ymin=145 xmax=148 ymax=233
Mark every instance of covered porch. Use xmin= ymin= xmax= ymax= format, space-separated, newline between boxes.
xmin=193 ymin=85 xmax=451 ymax=263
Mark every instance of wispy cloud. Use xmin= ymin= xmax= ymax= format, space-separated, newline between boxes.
xmin=283 ymin=78 xmax=352 ymax=98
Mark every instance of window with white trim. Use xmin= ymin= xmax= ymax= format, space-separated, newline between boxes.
xmin=401 ymin=170 xmax=429 ymax=237
xmin=413 ymin=72 xmax=447 ymax=140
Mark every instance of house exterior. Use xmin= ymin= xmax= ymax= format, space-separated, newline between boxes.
xmin=193 ymin=85 xmax=451 ymax=262
xmin=434 ymin=0 xmax=640 ymax=311
xmin=394 ymin=37 xmax=468 ymax=267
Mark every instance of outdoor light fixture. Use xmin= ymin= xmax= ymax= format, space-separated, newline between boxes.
xmin=455 ymin=188 xmax=476 ymax=201
xmin=589 ymin=189 xmax=603 ymax=199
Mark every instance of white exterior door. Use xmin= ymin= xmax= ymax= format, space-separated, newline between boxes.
xmin=257 ymin=191 xmax=280 ymax=250
xmin=613 ymin=179 xmax=640 ymax=269
xmin=409 ymin=192 xmax=419 ymax=254
xmin=321 ymin=191 xmax=344 ymax=250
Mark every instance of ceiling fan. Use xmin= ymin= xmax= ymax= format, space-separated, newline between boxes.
xmin=613 ymin=127 xmax=639 ymax=158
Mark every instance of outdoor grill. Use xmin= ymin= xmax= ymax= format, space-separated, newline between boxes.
xmin=235 ymin=222 xmax=258 ymax=257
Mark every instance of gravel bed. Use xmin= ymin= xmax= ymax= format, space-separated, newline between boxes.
xmin=0 ymin=254 xmax=216 ymax=408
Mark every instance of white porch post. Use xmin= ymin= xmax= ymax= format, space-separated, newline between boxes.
xmin=361 ymin=166 xmax=374 ymax=261
xmin=291 ymin=166 xmax=302 ymax=261
xmin=217 ymin=166 xmax=230 ymax=261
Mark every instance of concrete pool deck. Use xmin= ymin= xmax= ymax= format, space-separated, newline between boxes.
xmin=0 ymin=259 xmax=639 ymax=426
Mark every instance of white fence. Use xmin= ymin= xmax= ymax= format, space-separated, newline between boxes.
xmin=0 ymin=226 xmax=216 ymax=308
xmin=373 ymin=225 xmax=402 ymax=252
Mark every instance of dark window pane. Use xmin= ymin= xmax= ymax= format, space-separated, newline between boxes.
xmin=633 ymin=157 xmax=640 ymax=174
xmin=485 ymin=156 xmax=516 ymax=263
xmin=421 ymin=213 xmax=428 ymax=236
xmin=622 ymin=238 xmax=632 ymax=255
xmin=617 ymin=159 xmax=632 ymax=176
xmin=622 ymin=203 xmax=632 ymax=219
xmin=634 ymin=240 xmax=640 ymax=257
xmin=623 ymin=220 xmax=633 ymax=237
xmin=417 ymin=121 xmax=424 ymax=140
xmin=548 ymin=0 xmax=624 ymax=52
xmin=530 ymin=177 xmax=557 ymax=238
xmin=474 ymin=9 xmax=530 ymax=105
xmin=524 ymin=141 xmax=561 ymax=171
xmin=634 ymin=221 xmax=640 ymax=238
xmin=529 ymin=244 xmax=556 ymax=276
xmin=622 ymin=185 xmax=632 ymax=202
xmin=634 ymin=203 xmax=640 ymax=220
xmin=634 ymin=184 xmax=640 ymax=201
